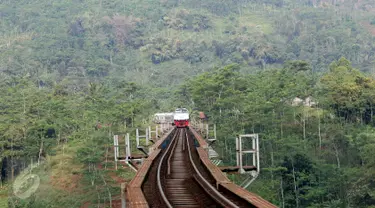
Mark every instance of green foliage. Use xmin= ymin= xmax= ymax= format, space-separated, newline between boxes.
xmin=2 ymin=0 xmax=375 ymax=207
xmin=183 ymin=57 xmax=375 ymax=207
xmin=161 ymin=9 xmax=211 ymax=31
xmin=0 ymin=75 xmax=154 ymax=207
xmin=319 ymin=57 xmax=375 ymax=123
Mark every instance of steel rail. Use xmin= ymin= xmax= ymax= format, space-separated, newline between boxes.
xmin=185 ymin=131 xmax=240 ymax=208
xmin=156 ymin=129 xmax=179 ymax=208
xmin=167 ymin=129 xmax=180 ymax=175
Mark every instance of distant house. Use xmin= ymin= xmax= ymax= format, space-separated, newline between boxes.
xmin=291 ymin=97 xmax=304 ymax=106
xmin=291 ymin=96 xmax=317 ymax=107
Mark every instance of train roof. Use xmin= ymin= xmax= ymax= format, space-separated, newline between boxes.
xmin=154 ymin=113 xmax=174 ymax=116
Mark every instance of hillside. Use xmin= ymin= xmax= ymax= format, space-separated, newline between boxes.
xmin=1 ymin=0 xmax=375 ymax=86
xmin=1 ymin=0 xmax=375 ymax=207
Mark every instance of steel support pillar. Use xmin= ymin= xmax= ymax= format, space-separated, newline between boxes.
xmin=113 ymin=135 xmax=119 ymax=170
xmin=125 ymin=133 xmax=131 ymax=162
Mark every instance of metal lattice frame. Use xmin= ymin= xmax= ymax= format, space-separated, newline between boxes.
xmin=149 ymin=126 xmax=159 ymax=141
xmin=136 ymin=128 xmax=149 ymax=147
xmin=236 ymin=134 xmax=260 ymax=188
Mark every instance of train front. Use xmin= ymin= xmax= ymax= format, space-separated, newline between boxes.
xmin=173 ymin=108 xmax=189 ymax=128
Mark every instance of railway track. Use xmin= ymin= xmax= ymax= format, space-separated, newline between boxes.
xmin=141 ymin=128 xmax=260 ymax=208
xmin=127 ymin=127 xmax=276 ymax=207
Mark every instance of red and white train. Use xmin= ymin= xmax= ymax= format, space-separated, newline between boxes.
xmin=173 ymin=108 xmax=189 ymax=128
xmin=152 ymin=108 xmax=189 ymax=128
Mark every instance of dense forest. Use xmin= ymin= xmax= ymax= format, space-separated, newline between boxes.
xmin=1 ymin=0 xmax=375 ymax=207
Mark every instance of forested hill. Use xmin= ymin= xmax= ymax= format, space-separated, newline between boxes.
xmin=1 ymin=0 xmax=375 ymax=207
xmin=1 ymin=0 xmax=375 ymax=86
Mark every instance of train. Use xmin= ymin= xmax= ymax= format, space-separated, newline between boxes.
xmin=152 ymin=113 xmax=174 ymax=124
xmin=153 ymin=108 xmax=190 ymax=128
xmin=173 ymin=108 xmax=189 ymax=128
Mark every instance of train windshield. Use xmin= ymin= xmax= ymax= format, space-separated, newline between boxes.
xmin=175 ymin=108 xmax=188 ymax=113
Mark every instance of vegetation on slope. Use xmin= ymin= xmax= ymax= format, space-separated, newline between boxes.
xmin=182 ymin=59 xmax=375 ymax=207
xmin=1 ymin=0 xmax=375 ymax=207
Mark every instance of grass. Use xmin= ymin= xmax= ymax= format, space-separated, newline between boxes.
xmin=10 ymin=141 xmax=92 ymax=208
xmin=38 ymin=137 xmax=139 ymax=207
xmin=116 ymin=167 xmax=137 ymax=180
xmin=237 ymin=12 xmax=274 ymax=35
xmin=3 ymin=137 xmax=139 ymax=208
xmin=0 ymin=186 xmax=8 ymax=208
xmin=0 ymin=198 xmax=7 ymax=208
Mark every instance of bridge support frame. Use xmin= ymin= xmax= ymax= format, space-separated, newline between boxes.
xmin=205 ymin=124 xmax=217 ymax=141
xmin=159 ymin=123 xmax=172 ymax=133
xmin=136 ymin=128 xmax=149 ymax=149
xmin=236 ymin=134 xmax=260 ymax=188
xmin=148 ymin=126 xmax=159 ymax=143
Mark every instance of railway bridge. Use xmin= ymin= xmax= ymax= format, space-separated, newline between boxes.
xmin=125 ymin=127 xmax=277 ymax=208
